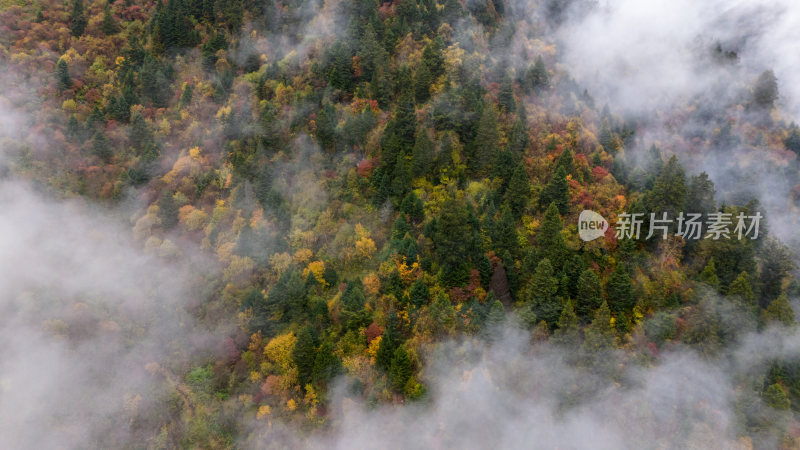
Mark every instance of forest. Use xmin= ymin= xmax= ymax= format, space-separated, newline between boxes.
xmin=1 ymin=0 xmax=800 ymax=448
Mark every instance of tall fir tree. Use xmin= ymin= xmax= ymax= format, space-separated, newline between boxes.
xmin=539 ymin=166 xmax=569 ymax=214
xmin=504 ymin=163 xmax=530 ymax=218
xmin=55 ymin=58 xmax=72 ymax=90
xmin=70 ymin=0 xmax=88 ymax=37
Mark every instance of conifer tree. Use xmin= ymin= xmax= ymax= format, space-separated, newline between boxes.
xmin=763 ymin=294 xmax=797 ymax=327
xmin=498 ymin=74 xmax=516 ymax=112
xmin=159 ymin=190 xmax=179 ymax=229
xmin=414 ymin=63 xmax=432 ymax=104
xmin=389 ymin=346 xmax=412 ymax=390
xmin=576 ymin=269 xmax=603 ymax=321
xmin=409 ymin=278 xmax=430 ymax=307
xmin=504 ymin=163 xmax=530 ymax=218
xmin=470 ymin=104 xmax=500 ymax=177
xmin=539 ymin=166 xmax=569 ymax=214
xmin=55 ymin=58 xmax=72 ymax=90
xmin=293 ymin=326 xmax=317 ymax=388
xmin=522 ymin=258 xmax=560 ymax=327
xmin=70 ymin=0 xmax=87 ymax=37
xmin=538 ymin=203 xmax=569 ymax=272
xmin=728 ymin=271 xmax=755 ymax=311
xmin=606 ymin=264 xmax=635 ymax=315
xmin=699 ymin=258 xmax=721 ymax=291
xmin=312 ymin=340 xmax=341 ymax=388
xmin=100 ymin=3 xmax=119 ymax=35
xmin=411 ymin=129 xmax=434 ymax=179
xmin=553 ymin=298 xmax=579 ymax=346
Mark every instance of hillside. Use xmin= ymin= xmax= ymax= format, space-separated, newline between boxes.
xmin=1 ymin=0 xmax=800 ymax=448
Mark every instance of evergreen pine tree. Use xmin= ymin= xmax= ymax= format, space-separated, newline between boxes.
xmin=504 ymin=163 xmax=530 ymax=218
xmin=409 ymin=278 xmax=429 ymax=307
xmin=411 ymin=129 xmax=434 ymax=179
xmin=552 ymin=298 xmax=579 ymax=346
xmin=70 ymin=0 xmax=88 ymax=37
xmin=292 ymin=326 xmax=317 ymax=388
xmin=539 ymin=166 xmax=569 ymax=214
xmin=470 ymin=104 xmax=500 ymax=177
xmin=727 ymin=271 xmax=755 ymax=311
xmin=375 ymin=327 xmax=396 ymax=371
xmin=606 ymin=264 xmax=635 ymax=315
xmin=699 ymin=258 xmax=721 ymax=291
xmin=414 ymin=63 xmax=432 ymax=104
xmin=522 ymin=258 xmax=560 ymax=327
xmin=312 ymin=340 xmax=341 ymax=388
xmin=389 ymin=346 xmax=412 ymax=391
xmin=159 ymin=190 xmax=179 ymax=229
xmin=537 ymin=203 xmax=569 ymax=272
xmin=576 ymin=269 xmax=603 ymax=321
xmin=763 ymin=294 xmax=797 ymax=327
xmin=100 ymin=3 xmax=119 ymax=35
xmin=56 ymin=58 xmax=72 ymax=90
xmin=91 ymin=131 xmax=113 ymax=162
xmin=498 ymin=74 xmax=516 ymax=112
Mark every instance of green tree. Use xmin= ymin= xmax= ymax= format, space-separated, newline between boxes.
xmin=129 ymin=112 xmax=153 ymax=153
xmin=429 ymin=294 xmax=456 ymax=336
xmin=55 ymin=58 xmax=72 ymax=90
xmin=507 ymin=105 xmax=529 ymax=158
xmin=699 ymin=258 xmax=721 ymax=291
xmin=687 ymin=172 xmax=716 ymax=215
xmin=763 ymin=294 xmax=797 ymax=327
xmin=401 ymin=194 xmax=424 ymax=226
xmin=606 ymin=264 xmax=635 ymax=316
xmin=292 ymin=326 xmax=317 ymax=388
xmin=270 ymin=269 xmax=309 ymax=325
xmin=645 ymin=155 xmax=686 ymax=222
xmin=522 ymin=258 xmax=560 ymax=328
xmin=358 ymin=24 xmax=389 ymax=81
xmin=421 ymin=40 xmax=444 ymax=78
xmin=470 ymin=104 xmax=500 ymax=177
xmin=492 ymin=206 xmax=517 ymax=260
xmin=312 ymin=340 xmax=341 ymax=388
xmin=759 ymin=239 xmax=796 ymax=305
xmin=100 ymin=3 xmax=119 ymax=35
xmin=728 ymin=271 xmax=756 ymax=311
xmin=242 ymin=288 xmax=277 ymax=335
xmin=539 ymin=166 xmax=569 ymax=214
xmin=411 ymin=129 xmax=434 ymax=179
xmin=482 ymin=298 xmax=506 ymax=340
xmin=576 ymin=269 xmax=603 ymax=321
xmin=393 ymin=90 xmax=417 ymax=147
xmin=409 ymin=278 xmax=430 ymax=307
xmin=159 ymin=190 xmax=179 ymax=229
xmin=414 ymin=63 xmax=433 ymax=104
xmin=91 ymin=131 xmax=113 ymax=162
xmin=523 ymin=56 xmax=549 ymax=93
xmin=433 ymin=197 xmax=477 ymax=286
xmin=753 ymin=70 xmax=778 ymax=109
xmin=554 ymin=148 xmax=575 ymax=178
xmin=498 ymin=74 xmax=515 ymax=112
xmin=552 ymin=298 xmax=579 ymax=346
xmin=537 ymin=203 xmax=569 ymax=272
xmin=784 ymin=125 xmax=800 ymax=154
xmin=178 ymin=83 xmax=193 ymax=108
xmin=504 ymin=163 xmax=530 ymax=218
xmin=764 ymin=383 xmax=790 ymax=410
xmin=580 ymin=301 xmax=617 ymax=373
xmin=70 ymin=0 xmax=87 ymax=37
xmin=389 ymin=346 xmax=413 ymax=391
xmin=376 ymin=328 xmax=397 ymax=371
